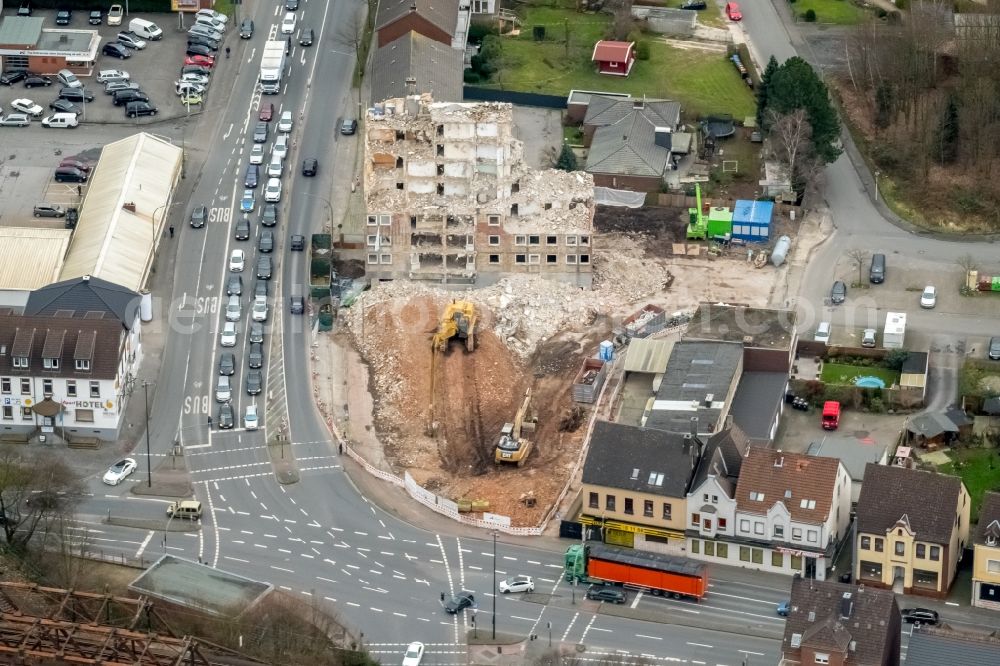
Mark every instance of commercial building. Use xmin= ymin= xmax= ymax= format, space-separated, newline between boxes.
xmin=0 ymin=228 xmax=73 ymax=309
xmin=684 ymin=425 xmax=750 ymax=563
xmin=972 ymin=491 xmax=1000 ymax=610
xmin=0 ymin=17 xmax=100 ymax=75
xmin=364 ymin=94 xmax=595 ymax=287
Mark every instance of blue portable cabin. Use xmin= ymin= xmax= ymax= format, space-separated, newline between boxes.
xmin=731 ymin=199 xmax=774 ymax=242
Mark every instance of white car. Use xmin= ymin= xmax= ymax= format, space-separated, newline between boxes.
xmin=12 ymin=99 xmax=43 ymax=117
xmin=498 ymin=575 xmax=535 ymax=594
xmin=197 ymin=9 xmax=229 ymax=24
xmin=280 ymin=12 xmax=296 ymax=34
xmin=249 ymin=144 xmax=265 ymax=164
xmin=277 ymin=110 xmax=293 ymax=133
xmin=920 ymin=285 xmax=937 ymax=309
xmin=102 ymin=458 xmax=137 ymax=485
xmin=402 ymin=642 xmax=424 ymax=666
xmin=175 ymin=82 xmax=206 ymax=96
xmin=814 ymin=321 xmax=831 ymax=344
xmin=243 ymin=404 xmax=259 ymax=430
xmin=252 ymin=296 xmax=268 ymax=322
xmin=41 ymin=113 xmax=79 ymax=128
xmin=264 ymin=178 xmax=282 ymax=202
xmin=273 ymin=134 xmax=289 ymax=160
xmin=177 ymin=72 xmax=209 ymax=86
xmin=267 ymin=158 xmax=283 ymax=178
xmin=229 ymin=249 xmax=245 ymax=272
xmin=220 ymin=321 xmax=238 ymax=347
xmin=108 ymin=4 xmax=124 ymax=26
xmin=97 ymin=69 xmax=130 ymax=83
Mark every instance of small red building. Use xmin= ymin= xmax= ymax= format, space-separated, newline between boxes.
xmin=592 ymin=40 xmax=635 ymax=77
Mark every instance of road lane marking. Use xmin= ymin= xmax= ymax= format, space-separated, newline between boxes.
xmin=224 ymin=556 xmax=249 ymax=563
xmin=687 ymin=642 xmax=713 ymax=648
xmin=636 ymin=634 xmax=661 ymax=640
xmin=739 ymin=651 xmax=764 ymax=656
xmin=135 ymin=531 xmax=154 ymax=559
xmin=561 ymin=613 xmax=579 ymax=642
xmin=630 ymin=591 xmax=643 ymax=609
xmin=270 ymin=565 xmax=294 ymax=573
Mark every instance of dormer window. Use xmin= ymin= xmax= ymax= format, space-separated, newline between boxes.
xmin=43 ymin=358 xmax=60 ymax=370
xmin=12 ymin=356 xmax=28 ymax=368
xmin=75 ymin=359 xmax=91 ymax=371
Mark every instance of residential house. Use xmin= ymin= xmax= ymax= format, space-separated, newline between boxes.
xmin=906 ymin=625 xmax=1000 ymax=665
xmin=370 ymin=32 xmax=463 ymax=105
xmin=374 ymin=0 xmax=464 ymax=49
xmin=779 ymin=578 xmax=901 ymax=666
xmin=591 ymin=40 xmax=635 ymax=76
xmin=364 ymin=95 xmax=594 ymax=287
xmin=806 ymin=436 xmax=889 ymax=505
xmin=582 ymin=96 xmax=681 ymax=191
xmin=0 ymin=275 xmax=142 ymax=443
xmin=580 ymin=420 xmax=704 ymax=553
xmin=973 ymin=490 xmax=1000 ymax=609
xmin=855 ymin=464 xmax=970 ymax=597
xmin=685 ymin=425 xmax=750 ymax=564
xmin=726 ymin=449 xmax=850 ymax=579
xmin=643 ymin=340 xmax=743 ymax=437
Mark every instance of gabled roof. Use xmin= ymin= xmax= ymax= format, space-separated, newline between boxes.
xmin=584 ymin=96 xmax=681 ymax=129
xmin=689 ymin=424 xmax=749 ymax=498
xmin=729 ymin=371 xmax=787 ymax=443
xmin=25 ymin=275 xmax=140 ymax=330
xmin=586 ymin=114 xmax=672 ymax=178
xmin=582 ymin=421 xmax=701 ymax=498
xmin=375 ymin=0 xmax=459 ymax=37
xmin=855 ymin=464 xmax=964 ymax=544
xmin=782 ymin=578 xmax=899 ymax=666
xmin=975 ymin=491 xmax=1000 ymax=546
xmin=945 ymin=407 xmax=973 ymax=428
xmin=371 ymin=31 xmax=463 ymax=104
xmin=906 ymin=411 xmax=958 ymax=438
xmin=906 ymin=626 xmax=1000 ymax=666
xmin=0 ymin=313 xmax=123 ymax=379
xmin=592 ymin=40 xmax=634 ymax=62
xmin=734 ymin=448 xmax=842 ymax=523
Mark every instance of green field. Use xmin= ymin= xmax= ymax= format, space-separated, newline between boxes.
xmin=791 ymin=0 xmax=869 ymax=25
xmin=938 ymin=448 xmax=1000 ymax=522
xmin=820 ymin=362 xmax=901 ymax=387
xmin=481 ymin=6 xmax=755 ymax=119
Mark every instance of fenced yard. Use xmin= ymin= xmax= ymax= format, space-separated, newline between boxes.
xmin=820 ymin=362 xmax=901 ymax=387
xmin=937 ymin=447 xmax=1000 ymax=521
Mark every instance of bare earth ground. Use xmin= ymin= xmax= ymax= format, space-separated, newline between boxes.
xmin=316 ymin=223 xmax=779 ymax=526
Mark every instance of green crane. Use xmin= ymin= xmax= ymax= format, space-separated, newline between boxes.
xmin=687 ymin=183 xmax=708 ymax=240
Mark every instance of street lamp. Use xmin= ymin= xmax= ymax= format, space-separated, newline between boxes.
xmin=874 ymin=169 xmax=880 ymax=203
xmin=492 ymin=531 xmax=497 ymax=639
xmin=299 ymin=192 xmax=334 ymax=233
xmin=142 ymin=380 xmax=153 ymax=488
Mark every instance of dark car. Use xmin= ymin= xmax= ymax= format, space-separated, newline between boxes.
xmin=259 ymin=102 xmax=273 ymax=122
xmin=65 ymin=207 xmax=78 ymax=229
xmin=248 ymin=342 xmax=263 ymax=369
xmin=103 ymin=42 xmax=131 ymax=59
xmin=218 ymin=352 xmax=235 ymax=376
xmin=0 ymin=71 xmax=27 ymax=86
xmin=253 ymin=121 xmax=268 ymax=143
xmin=299 ymin=28 xmax=314 ymax=46
xmin=586 ymin=585 xmax=626 ymax=604
xmin=680 ymin=0 xmax=707 ymax=8
xmin=59 ymin=87 xmax=94 ymax=102
xmin=49 ymin=99 xmax=81 ymax=114
xmin=290 ymin=296 xmax=305 ymax=314
xmin=218 ymin=402 xmax=235 ymax=429
xmin=246 ymin=370 xmax=262 ymax=395
xmin=126 ymin=101 xmax=157 ymax=118
xmin=181 ymin=65 xmax=211 ymax=77
xmin=256 ymin=256 xmax=272 ymax=280
xmin=190 ymin=204 xmax=207 ymax=228
xmin=89 ymin=10 xmax=103 ymax=25
xmin=443 ymin=592 xmax=474 ymax=614
xmin=830 ymin=280 xmax=847 ymax=305
xmin=900 ymin=608 xmax=939 ymax=625
xmin=244 ymin=163 xmax=260 ymax=188
xmin=24 ymin=75 xmax=52 ymax=88
xmin=261 ymin=204 xmax=277 ymax=227
xmin=989 ymin=337 xmax=1000 ymax=361
xmin=186 ymin=44 xmax=213 ymax=58
xmin=250 ymin=322 xmax=264 ymax=344
xmin=285 ymin=0 xmax=299 ymax=9
xmin=239 ymin=18 xmax=255 ymax=39
xmin=58 ymin=158 xmax=91 ymax=172
xmin=340 ymin=118 xmax=357 ymax=135
xmin=302 ymin=158 xmax=318 ymax=177
xmin=55 ymin=9 xmax=72 ymax=25
xmin=259 ymin=229 xmax=274 ymax=253
xmin=290 ymin=234 xmax=305 ymax=251
xmin=187 ymin=35 xmax=220 ymax=51
xmin=17 ymin=3 xmax=31 ymax=17
xmin=227 ymin=275 xmax=243 ymax=296
xmin=54 ymin=166 xmax=88 ymax=183
xmin=235 ymin=216 xmax=251 ymax=240
xmin=254 ymin=280 xmax=268 ymax=298
xmin=113 ymin=89 xmax=147 ymax=106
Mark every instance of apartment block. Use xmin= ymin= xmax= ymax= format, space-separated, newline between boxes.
xmin=364 ymin=94 xmax=595 ymax=287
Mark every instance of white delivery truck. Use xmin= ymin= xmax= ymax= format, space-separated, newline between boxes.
xmin=259 ymin=41 xmax=286 ymax=95
xmin=883 ymin=311 xmax=906 ymax=349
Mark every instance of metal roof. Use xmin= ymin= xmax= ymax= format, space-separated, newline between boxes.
xmin=806 ymin=435 xmax=888 ymax=481
xmin=588 ymin=543 xmax=706 ymax=578
xmin=60 ymin=133 xmax=182 ymax=293
xmin=0 ymin=228 xmax=72 ymax=292
xmin=729 ymin=371 xmax=787 ymax=442
xmin=645 ymin=340 xmax=743 ymax=434
xmin=905 ymin=626 xmax=1000 ymax=666
xmin=0 ymin=17 xmax=43 ymax=45
xmin=25 ymin=275 xmax=140 ymax=329
xmin=623 ymin=338 xmax=672 ymax=374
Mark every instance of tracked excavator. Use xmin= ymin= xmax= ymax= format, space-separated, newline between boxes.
xmin=428 ymin=300 xmax=478 ymax=436
xmin=495 ymin=389 xmax=537 ymax=467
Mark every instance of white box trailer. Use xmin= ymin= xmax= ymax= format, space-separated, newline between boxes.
xmin=259 ymin=41 xmax=286 ymax=94
xmin=883 ymin=311 xmax=906 ymax=349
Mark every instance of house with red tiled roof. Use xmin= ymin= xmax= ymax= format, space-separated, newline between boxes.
xmin=709 ymin=448 xmax=851 ymax=580
xmin=592 ymin=40 xmax=635 ymax=77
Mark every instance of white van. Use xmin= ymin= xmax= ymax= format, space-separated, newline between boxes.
xmin=41 ymin=113 xmax=79 ymax=129
xmin=129 ymin=18 xmax=163 ymax=41
xmin=57 ymin=69 xmax=81 ymax=88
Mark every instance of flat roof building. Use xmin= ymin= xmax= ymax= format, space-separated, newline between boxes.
xmin=0 ymin=17 xmax=100 ymax=75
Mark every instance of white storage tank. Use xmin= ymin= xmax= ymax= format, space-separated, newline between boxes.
xmin=140 ymin=290 xmax=153 ymax=322
xmin=771 ymin=236 xmax=792 ymax=267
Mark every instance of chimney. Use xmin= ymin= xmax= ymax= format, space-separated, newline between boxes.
xmin=703 ymin=393 xmax=714 ymax=408
xmin=632 ymin=99 xmax=644 ymax=110
xmin=689 ymin=417 xmax=699 ymax=437
xmin=839 ymin=592 xmax=854 ymax=619
xmin=405 ymin=76 xmax=417 ymax=94
xmin=654 ymin=126 xmax=672 ymax=149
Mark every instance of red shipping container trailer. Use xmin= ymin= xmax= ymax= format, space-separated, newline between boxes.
xmin=585 ymin=544 xmax=708 ymax=600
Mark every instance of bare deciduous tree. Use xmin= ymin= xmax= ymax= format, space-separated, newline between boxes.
xmin=848 ymin=248 xmax=869 ymax=286
xmin=604 ymin=0 xmax=635 ymax=41
xmin=767 ymin=109 xmax=824 ymax=195
xmin=0 ymin=445 xmax=83 ymax=553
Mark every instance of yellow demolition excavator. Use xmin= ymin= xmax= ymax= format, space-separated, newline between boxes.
xmin=495 ymin=388 xmax=538 ymax=467
xmin=428 ymin=300 xmax=478 ymax=436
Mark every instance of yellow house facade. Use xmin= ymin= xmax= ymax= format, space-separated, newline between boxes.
xmin=972 ymin=491 xmax=1000 ymax=609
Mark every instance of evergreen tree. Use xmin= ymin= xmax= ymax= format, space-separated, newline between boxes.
xmin=757 ymin=56 xmax=779 ymax=129
xmin=935 ymin=96 xmax=959 ymax=165
xmin=765 ymin=57 xmax=841 ymax=163
xmin=556 ymin=143 xmax=578 ymax=171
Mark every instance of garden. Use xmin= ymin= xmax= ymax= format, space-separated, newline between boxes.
xmin=937 ymin=447 xmax=1000 ymax=521
xmin=789 ymin=0 xmax=870 ymax=25
xmin=819 ymin=353 xmax=904 ymax=389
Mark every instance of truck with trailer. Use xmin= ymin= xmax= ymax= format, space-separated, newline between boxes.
xmin=258 ymin=40 xmax=286 ymax=94
xmin=883 ymin=311 xmax=906 ymax=349
xmin=564 ymin=544 xmax=708 ymax=600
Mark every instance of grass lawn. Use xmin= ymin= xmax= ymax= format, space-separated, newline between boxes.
xmin=938 ymin=448 xmax=1000 ymax=522
xmin=790 ymin=0 xmax=868 ymax=25
xmin=820 ymin=362 xmax=901 ymax=387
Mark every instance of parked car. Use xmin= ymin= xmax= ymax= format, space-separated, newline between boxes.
xmin=107 ymin=4 xmax=124 ymax=26
xmin=113 ymin=89 xmax=147 ymax=106
xmin=239 ymin=18 xmax=255 ymax=39
xmin=725 ymin=1 xmax=742 ymax=20
xmin=340 ymin=118 xmax=357 ymax=135
xmin=54 ymin=166 xmax=88 ymax=183
xmin=118 ymin=32 xmax=147 ymax=50
xmin=125 ymin=101 xmax=157 ymax=118
xmin=920 ymin=285 xmax=937 ymax=309
xmin=189 ymin=205 xmax=207 ymax=229
xmin=814 ymin=321 xmax=832 ymax=344
xmin=776 ymin=601 xmax=790 ymax=617
xmin=105 ymin=80 xmax=140 ymax=95
xmin=586 ymin=585 xmax=626 ymax=604
xmin=176 ymin=82 xmax=205 ymax=97
xmin=196 ymin=9 xmax=229 ymax=24
xmin=17 ymin=2 xmax=31 ymax=17
xmin=57 ymin=70 xmax=81 ymax=88
xmin=302 ymin=157 xmax=317 ymax=176
xmin=89 ymin=10 xmax=103 ymax=25
xmin=59 ymin=87 xmax=94 ymax=102
xmin=55 ymin=9 xmax=72 ymax=25
xmin=901 ymin=608 xmax=939 ymax=625
xmin=0 ymin=113 xmax=31 ymax=127
xmin=186 ymin=44 xmax=214 ymax=58
xmin=443 ymin=592 xmax=474 ymax=614
xmin=0 ymin=71 xmax=27 ymax=86
xmin=49 ymin=99 xmax=81 ymax=115
xmin=180 ymin=65 xmax=211 ymax=77
xmin=861 ymin=328 xmax=877 ymax=348
xmin=102 ymin=458 xmax=136 ymax=485
xmin=33 ymin=204 xmax=65 ymax=218
xmin=11 ymin=98 xmax=42 ymax=116
xmin=23 ymin=75 xmax=52 ymax=88
xmin=177 ymin=72 xmax=209 ymax=85
xmin=830 ymin=280 xmax=846 ymax=305
xmin=218 ymin=402 xmax=235 ymax=429
xmin=184 ymin=54 xmax=215 ymax=68
xmin=680 ymin=0 xmax=707 ymax=8
xmin=989 ymin=337 xmax=1000 ymax=361
xmin=103 ymin=42 xmax=131 ymax=59
xmin=97 ymin=69 xmax=130 ymax=83
xmin=41 ymin=112 xmax=79 ymax=128
xmin=264 ymin=178 xmax=282 ymax=202
xmin=187 ymin=35 xmax=219 ymax=51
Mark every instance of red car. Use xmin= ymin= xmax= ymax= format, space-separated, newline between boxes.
xmin=259 ymin=102 xmax=273 ymax=122
xmin=725 ymin=2 xmax=742 ymax=20
xmin=59 ymin=158 xmax=92 ymax=172
xmin=184 ymin=55 xmax=215 ymax=68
